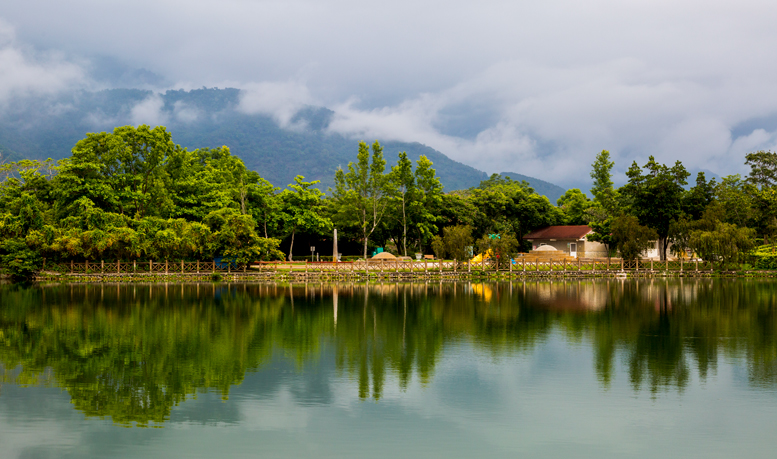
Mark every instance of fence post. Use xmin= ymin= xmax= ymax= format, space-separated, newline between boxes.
xmin=651 ymin=259 xmax=654 ymax=271
xmin=150 ymin=260 xmax=152 ymax=273
xmin=523 ymin=258 xmax=526 ymax=271
xmin=181 ymin=260 xmax=184 ymax=274
xmin=680 ymin=259 xmax=683 ymax=273
xmin=101 ymin=260 xmax=104 ymax=273
xmin=550 ymin=259 xmax=553 ymax=272
xmin=666 ymin=259 xmax=669 ymax=271
xmin=165 ymin=260 xmax=169 ymax=274
xmin=439 ymin=259 xmax=442 ymax=273
xmin=396 ymin=258 xmax=399 ymax=273
xmin=196 ymin=260 xmax=200 ymax=274
xmin=695 ymin=260 xmax=699 ymax=272
xmin=454 ymin=259 xmax=458 ymax=273
xmin=133 ymin=260 xmax=137 ymax=274
xmin=70 ymin=260 xmax=74 ymax=274
xmin=563 ymin=259 xmax=566 ymax=272
xmin=578 ymin=257 xmax=581 ymax=271
xmin=468 ymin=260 xmax=471 ymax=273
xmin=509 ymin=259 xmax=512 ymax=274
xmin=117 ymin=260 xmax=121 ymax=274
xmin=621 ymin=258 xmax=624 ymax=271
xmin=228 ymin=262 xmax=231 ymax=274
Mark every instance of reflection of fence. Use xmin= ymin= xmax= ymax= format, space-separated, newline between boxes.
xmin=46 ymin=257 xmax=716 ymax=276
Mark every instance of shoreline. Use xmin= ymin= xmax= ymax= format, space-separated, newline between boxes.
xmin=29 ymin=269 xmax=777 ymax=283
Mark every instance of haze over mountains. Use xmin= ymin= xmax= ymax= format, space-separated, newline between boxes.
xmin=0 ymin=87 xmax=566 ymax=201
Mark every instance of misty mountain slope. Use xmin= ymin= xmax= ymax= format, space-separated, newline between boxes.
xmin=0 ymin=88 xmax=568 ymax=196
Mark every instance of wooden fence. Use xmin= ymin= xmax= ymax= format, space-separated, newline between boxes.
xmin=45 ymin=257 xmax=715 ymax=276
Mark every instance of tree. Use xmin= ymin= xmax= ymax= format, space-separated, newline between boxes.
xmin=410 ymin=155 xmax=443 ymax=253
xmin=55 ymin=125 xmax=180 ymax=219
xmin=622 ymin=156 xmax=690 ymax=260
xmin=688 ymin=222 xmax=755 ymax=269
xmin=683 ymin=172 xmax=716 ymax=221
xmin=331 ymin=141 xmax=394 ymax=259
xmin=610 ymin=215 xmax=657 ymax=261
xmin=204 ymin=208 xmax=283 ymax=264
xmin=475 ymin=233 xmax=520 ymax=269
xmin=468 ymin=174 xmax=564 ymax=250
xmin=590 ymin=150 xmax=617 ymax=212
xmin=390 ymin=152 xmax=414 ymax=256
xmin=430 ymin=225 xmax=473 ymax=262
xmin=279 ymin=176 xmax=331 ymax=261
xmin=745 ymin=150 xmax=777 ymax=189
xmin=557 ymin=189 xmax=591 ymax=225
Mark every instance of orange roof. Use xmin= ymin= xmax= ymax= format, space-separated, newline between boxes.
xmin=524 ymin=225 xmax=592 ymax=240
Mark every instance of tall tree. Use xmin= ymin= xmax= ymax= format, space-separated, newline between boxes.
xmin=745 ymin=150 xmax=777 ymax=189
xmin=410 ymin=155 xmax=443 ymax=254
xmin=622 ymin=156 xmax=690 ymax=260
xmin=590 ymin=150 xmax=617 ymax=212
xmin=279 ymin=176 xmax=331 ymax=261
xmin=390 ymin=151 xmax=414 ymax=256
xmin=331 ymin=141 xmax=394 ymax=259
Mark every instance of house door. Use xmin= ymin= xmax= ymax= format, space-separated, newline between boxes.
xmin=569 ymin=242 xmax=577 ymax=258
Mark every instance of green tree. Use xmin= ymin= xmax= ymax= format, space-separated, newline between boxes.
xmin=590 ymin=150 xmax=618 ymax=212
xmin=279 ymin=176 xmax=331 ymax=261
xmin=430 ymin=225 xmax=473 ymax=262
xmin=622 ymin=156 xmax=690 ymax=260
xmin=331 ymin=141 xmax=395 ymax=259
xmin=745 ymin=150 xmax=777 ymax=189
xmin=55 ymin=125 xmax=181 ymax=219
xmin=557 ymin=189 xmax=591 ymax=225
xmin=390 ymin=151 xmax=415 ymax=256
xmin=610 ymin=215 xmax=657 ymax=261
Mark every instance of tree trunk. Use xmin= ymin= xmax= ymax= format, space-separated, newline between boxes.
xmin=288 ymin=229 xmax=295 ymax=261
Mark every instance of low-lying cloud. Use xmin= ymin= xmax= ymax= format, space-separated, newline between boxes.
xmin=0 ymin=19 xmax=85 ymax=105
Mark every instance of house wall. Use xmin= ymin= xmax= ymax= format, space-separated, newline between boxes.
xmin=530 ymin=240 xmax=574 ymax=254
xmin=529 ymin=238 xmax=609 ymax=258
xmin=581 ymin=240 xmax=608 ymax=258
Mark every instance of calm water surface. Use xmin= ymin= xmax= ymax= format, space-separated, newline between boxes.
xmin=1 ymin=279 xmax=776 ymax=458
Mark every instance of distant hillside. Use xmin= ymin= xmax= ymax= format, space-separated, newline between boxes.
xmin=0 ymin=88 xmax=567 ymax=197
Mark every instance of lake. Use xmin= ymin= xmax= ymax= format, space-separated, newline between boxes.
xmin=1 ymin=279 xmax=776 ymax=458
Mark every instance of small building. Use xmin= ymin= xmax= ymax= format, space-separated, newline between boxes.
xmin=523 ymin=225 xmax=607 ymax=258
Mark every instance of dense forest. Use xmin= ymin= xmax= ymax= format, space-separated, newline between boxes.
xmin=1 ymin=124 xmax=776 ymax=279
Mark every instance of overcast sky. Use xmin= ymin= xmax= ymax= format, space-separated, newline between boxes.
xmin=3 ymin=0 xmax=777 ymax=187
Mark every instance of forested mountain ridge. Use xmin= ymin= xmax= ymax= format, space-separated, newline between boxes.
xmin=0 ymin=88 xmax=565 ymax=196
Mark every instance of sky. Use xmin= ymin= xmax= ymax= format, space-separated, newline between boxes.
xmin=3 ymin=0 xmax=777 ymax=187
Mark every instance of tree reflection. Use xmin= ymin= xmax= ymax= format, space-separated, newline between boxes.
xmin=1 ymin=279 xmax=776 ymax=425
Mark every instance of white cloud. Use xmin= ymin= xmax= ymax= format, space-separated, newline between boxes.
xmin=130 ymin=94 xmax=168 ymax=127
xmin=237 ymin=81 xmax=314 ymax=127
xmin=0 ymin=18 xmax=85 ymax=104
xmin=173 ymin=100 xmax=200 ymax=123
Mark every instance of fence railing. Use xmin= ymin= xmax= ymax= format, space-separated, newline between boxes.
xmin=44 ymin=257 xmax=716 ymax=275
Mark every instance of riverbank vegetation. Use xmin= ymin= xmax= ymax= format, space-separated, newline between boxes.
xmin=1 ymin=124 xmax=776 ymax=279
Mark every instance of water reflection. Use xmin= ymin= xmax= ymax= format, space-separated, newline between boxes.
xmin=1 ymin=279 xmax=776 ymax=426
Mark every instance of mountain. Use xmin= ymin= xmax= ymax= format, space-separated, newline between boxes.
xmin=499 ymin=172 xmax=567 ymax=203
xmin=0 ymin=88 xmax=567 ymax=197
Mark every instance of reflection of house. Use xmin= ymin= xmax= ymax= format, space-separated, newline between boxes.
xmin=523 ymin=225 xmax=607 ymax=258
